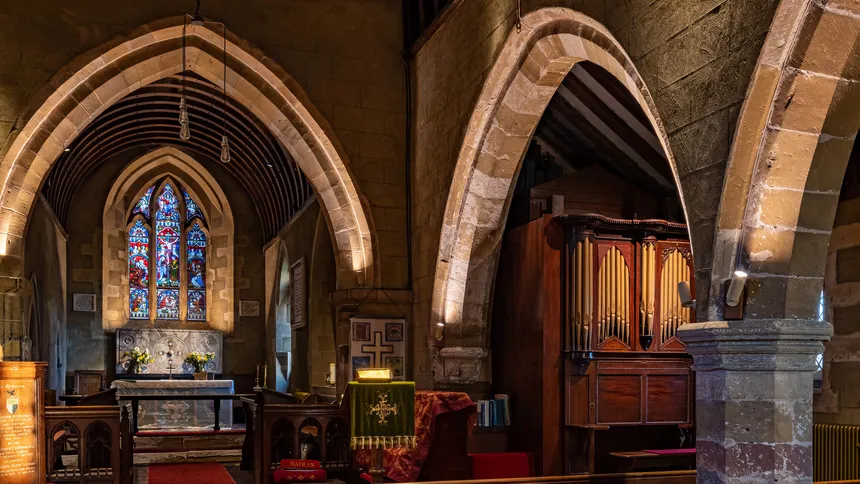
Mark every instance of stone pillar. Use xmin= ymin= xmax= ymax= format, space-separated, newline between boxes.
xmin=678 ymin=320 xmax=831 ymax=484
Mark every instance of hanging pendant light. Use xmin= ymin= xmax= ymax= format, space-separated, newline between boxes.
xmin=219 ymin=21 xmax=230 ymax=163
xmin=179 ymin=18 xmax=191 ymax=141
xmin=179 ymin=1 xmax=230 ymax=162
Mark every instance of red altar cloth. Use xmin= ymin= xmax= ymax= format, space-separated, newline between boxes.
xmin=354 ymin=391 xmax=476 ymax=482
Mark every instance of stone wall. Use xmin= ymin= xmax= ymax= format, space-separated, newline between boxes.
xmin=23 ymin=196 xmax=67 ymax=393
xmin=816 ymin=148 xmax=860 ymax=422
xmin=410 ymin=0 xmax=780 ymax=387
xmin=0 ymin=0 xmax=408 ymax=290
xmin=264 ymin=200 xmax=337 ymax=392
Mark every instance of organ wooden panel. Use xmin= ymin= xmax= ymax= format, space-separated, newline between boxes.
xmin=494 ymin=214 xmax=694 ymax=477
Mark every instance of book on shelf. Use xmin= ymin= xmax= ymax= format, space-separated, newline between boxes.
xmin=476 ymin=394 xmax=511 ymax=427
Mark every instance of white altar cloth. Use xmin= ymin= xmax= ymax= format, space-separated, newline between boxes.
xmin=112 ymin=379 xmax=234 ymax=430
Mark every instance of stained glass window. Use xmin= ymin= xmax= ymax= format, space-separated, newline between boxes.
xmin=183 ymin=188 xmax=203 ymax=222
xmin=132 ymin=185 xmax=155 ymax=219
xmin=187 ymin=223 xmax=207 ymax=321
xmin=128 ymin=219 xmax=149 ymax=319
xmin=129 ymin=179 xmax=208 ymax=322
xmin=155 ymin=183 xmax=181 ymax=319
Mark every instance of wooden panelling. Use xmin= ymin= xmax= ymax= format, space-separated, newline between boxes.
xmin=597 ymin=375 xmax=641 ymax=424
xmin=645 ymin=375 xmax=689 ymax=424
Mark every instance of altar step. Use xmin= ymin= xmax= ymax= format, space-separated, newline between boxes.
xmin=133 ymin=429 xmax=245 ymax=465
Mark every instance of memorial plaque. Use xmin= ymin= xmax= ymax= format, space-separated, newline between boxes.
xmin=0 ymin=362 xmax=46 ymax=484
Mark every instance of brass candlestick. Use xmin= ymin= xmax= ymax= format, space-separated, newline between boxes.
xmin=263 ymin=363 xmax=267 ymax=388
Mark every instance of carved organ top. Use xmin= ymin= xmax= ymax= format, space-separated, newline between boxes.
xmin=558 ymin=214 xmax=693 ymax=353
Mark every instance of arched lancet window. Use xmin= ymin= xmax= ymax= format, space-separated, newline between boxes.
xmin=127 ymin=179 xmax=208 ymax=322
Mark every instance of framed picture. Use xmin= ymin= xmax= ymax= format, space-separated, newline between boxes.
xmin=384 ymin=356 xmax=404 ymax=377
xmin=290 ymin=258 xmax=306 ymax=328
xmin=353 ymin=322 xmax=371 ymax=342
xmin=351 ymin=356 xmax=371 ymax=378
xmin=73 ymin=293 xmax=96 ymax=312
xmin=385 ymin=322 xmax=404 ymax=341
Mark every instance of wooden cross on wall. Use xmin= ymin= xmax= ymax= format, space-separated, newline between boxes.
xmin=361 ymin=331 xmax=394 ymax=366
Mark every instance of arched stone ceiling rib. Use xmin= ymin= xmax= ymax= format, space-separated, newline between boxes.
xmin=42 ymin=73 xmax=312 ymax=240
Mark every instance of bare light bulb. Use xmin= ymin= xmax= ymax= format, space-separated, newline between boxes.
xmin=220 ymin=134 xmax=231 ymax=163
xmin=179 ymin=96 xmax=189 ymax=124
xmin=179 ymin=121 xmax=191 ymax=141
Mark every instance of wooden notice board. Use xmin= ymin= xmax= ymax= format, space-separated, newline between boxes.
xmin=0 ymin=362 xmax=46 ymax=484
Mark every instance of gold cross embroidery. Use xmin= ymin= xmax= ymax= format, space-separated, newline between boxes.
xmin=366 ymin=391 xmax=399 ymax=425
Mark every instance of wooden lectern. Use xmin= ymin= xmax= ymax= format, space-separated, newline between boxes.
xmin=0 ymin=362 xmax=47 ymax=484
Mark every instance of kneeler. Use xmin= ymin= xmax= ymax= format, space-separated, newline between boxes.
xmin=347 ymin=381 xmax=416 ymax=484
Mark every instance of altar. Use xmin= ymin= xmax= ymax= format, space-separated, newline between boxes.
xmin=112 ymin=380 xmax=234 ymax=430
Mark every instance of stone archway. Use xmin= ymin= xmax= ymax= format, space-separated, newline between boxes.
xmin=708 ymin=0 xmax=860 ymax=323
xmin=0 ymin=18 xmax=375 ymax=289
xmin=431 ymin=8 xmax=686 ymax=383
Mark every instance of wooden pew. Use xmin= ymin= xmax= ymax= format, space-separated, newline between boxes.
xmin=44 ymin=404 xmax=132 ymax=484
xmin=241 ymin=389 xmax=349 ymax=484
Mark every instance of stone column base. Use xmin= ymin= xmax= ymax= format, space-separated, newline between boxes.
xmin=678 ymin=320 xmax=832 ymax=484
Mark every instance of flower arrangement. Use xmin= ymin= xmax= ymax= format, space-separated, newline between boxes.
xmin=122 ymin=347 xmax=153 ymax=373
xmin=185 ymin=351 xmax=215 ymax=373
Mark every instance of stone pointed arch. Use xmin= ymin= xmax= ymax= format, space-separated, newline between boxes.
xmin=431 ymin=8 xmax=687 ymax=362
xmin=711 ymin=0 xmax=860 ymax=322
xmin=2 ymin=18 xmax=375 ymax=288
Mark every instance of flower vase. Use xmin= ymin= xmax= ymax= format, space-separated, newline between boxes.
xmin=193 ymin=370 xmax=207 ymax=380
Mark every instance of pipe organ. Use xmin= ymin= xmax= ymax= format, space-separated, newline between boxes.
xmin=565 ymin=216 xmax=694 ymax=353
xmin=493 ymin=214 xmax=695 ymax=476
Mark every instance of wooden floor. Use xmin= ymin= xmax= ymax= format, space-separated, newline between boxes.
xmin=133 ymin=464 xmax=254 ymax=484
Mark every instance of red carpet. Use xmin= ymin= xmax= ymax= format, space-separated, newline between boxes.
xmin=148 ymin=463 xmax=235 ymax=484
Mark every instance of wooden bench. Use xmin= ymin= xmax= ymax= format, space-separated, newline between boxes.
xmin=609 ymin=450 xmax=695 ymax=472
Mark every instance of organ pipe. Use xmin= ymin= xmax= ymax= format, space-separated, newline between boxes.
xmin=660 ymin=249 xmax=692 ymax=344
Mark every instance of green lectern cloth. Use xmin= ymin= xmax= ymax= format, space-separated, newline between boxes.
xmin=348 ymin=381 xmax=415 ymax=449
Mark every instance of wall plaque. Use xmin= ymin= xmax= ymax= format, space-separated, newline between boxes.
xmin=290 ymin=258 xmax=306 ymax=329
xmin=239 ymin=300 xmax=259 ymax=317
xmin=72 ymin=293 xmax=96 ymax=312
xmin=0 ymin=362 xmax=46 ymax=484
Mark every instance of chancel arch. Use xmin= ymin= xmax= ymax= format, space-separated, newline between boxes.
xmin=102 ymin=147 xmax=234 ymax=334
xmin=2 ymin=18 xmax=376 ymax=290
xmin=432 ymin=8 xmax=687 ymax=376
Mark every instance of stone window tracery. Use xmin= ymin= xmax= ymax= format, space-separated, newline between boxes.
xmin=127 ymin=178 xmax=208 ymax=322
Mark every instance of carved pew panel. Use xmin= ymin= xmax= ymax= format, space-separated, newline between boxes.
xmin=44 ymin=405 xmax=126 ymax=484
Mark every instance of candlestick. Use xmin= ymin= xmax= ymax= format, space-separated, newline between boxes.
xmin=255 ymin=363 xmax=260 ymax=388
xmin=263 ymin=363 xmax=268 ymax=388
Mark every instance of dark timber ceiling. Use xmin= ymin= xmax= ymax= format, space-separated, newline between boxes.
xmin=533 ymin=62 xmax=677 ymax=198
xmin=42 ymin=72 xmax=313 ymax=241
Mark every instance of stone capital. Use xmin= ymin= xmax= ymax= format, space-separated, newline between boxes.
xmin=677 ymin=319 xmax=832 ymax=372
xmin=434 ymin=346 xmax=490 ymax=384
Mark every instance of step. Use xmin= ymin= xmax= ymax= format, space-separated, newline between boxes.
xmin=134 ymin=430 xmax=245 ymax=452
xmin=133 ymin=449 xmax=242 ymax=466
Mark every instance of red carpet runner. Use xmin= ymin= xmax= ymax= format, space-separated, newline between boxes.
xmin=148 ymin=463 xmax=235 ymax=484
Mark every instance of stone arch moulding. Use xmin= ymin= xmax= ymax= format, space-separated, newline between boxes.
xmin=101 ymin=147 xmax=235 ymax=334
xmin=710 ymin=0 xmax=860 ymax=323
xmin=431 ymin=7 xmax=688 ymax=381
xmin=2 ymin=18 xmax=376 ymax=289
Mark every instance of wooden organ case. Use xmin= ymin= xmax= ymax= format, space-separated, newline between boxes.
xmin=492 ymin=214 xmax=694 ymax=477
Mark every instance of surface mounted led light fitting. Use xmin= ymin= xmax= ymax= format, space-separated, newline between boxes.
xmin=677 ymin=281 xmax=695 ymax=309
xmin=725 ymin=270 xmax=747 ymax=307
